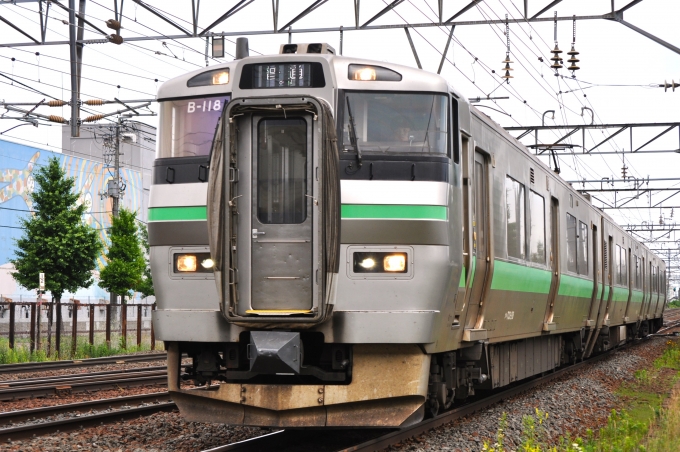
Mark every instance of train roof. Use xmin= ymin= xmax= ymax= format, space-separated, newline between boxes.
xmin=157 ymin=51 xmax=467 ymax=103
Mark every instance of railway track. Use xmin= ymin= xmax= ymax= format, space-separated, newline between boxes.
xmin=0 ymin=352 xmax=167 ymax=375
xmin=2 ymin=313 xmax=678 ymax=448
xmin=0 ymin=392 xmax=175 ymax=442
xmin=201 ymin=315 xmax=680 ymax=452
xmin=0 ymin=366 xmax=169 ymax=401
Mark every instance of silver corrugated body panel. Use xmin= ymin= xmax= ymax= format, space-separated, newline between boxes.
xmin=335 ymin=244 xmax=450 ymax=312
xmin=149 ymin=183 xmax=207 ymax=208
xmin=153 ymin=310 xmax=234 ymax=342
xmin=340 ymin=180 xmax=448 ymax=206
xmin=323 ymin=311 xmax=438 ymax=343
xmin=150 ymin=245 xmax=219 ymax=310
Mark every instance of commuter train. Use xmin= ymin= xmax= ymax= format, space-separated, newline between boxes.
xmin=149 ymin=40 xmax=666 ymax=428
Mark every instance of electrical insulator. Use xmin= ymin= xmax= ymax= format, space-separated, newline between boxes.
xmin=108 ymin=34 xmax=124 ymax=45
xmin=47 ymin=100 xmax=66 ymax=107
xmin=661 ymin=80 xmax=679 ymax=92
xmin=501 ymin=15 xmax=513 ymax=84
xmin=550 ymin=45 xmax=563 ymax=69
xmin=85 ymin=99 xmax=105 ymax=106
xmin=83 ymin=114 xmax=104 ymax=122
xmin=48 ymin=115 xmax=66 ymax=123
xmin=501 ymin=56 xmax=513 ymax=81
xmin=106 ymin=19 xmax=121 ymax=30
xmin=567 ymin=16 xmax=580 ymax=77
xmin=567 ymin=46 xmax=580 ymax=73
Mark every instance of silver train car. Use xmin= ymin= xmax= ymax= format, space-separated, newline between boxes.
xmin=149 ymin=41 xmax=666 ymax=428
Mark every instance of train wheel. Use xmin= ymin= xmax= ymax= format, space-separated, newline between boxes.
xmin=426 ymin=397 xmax=440 ymax=418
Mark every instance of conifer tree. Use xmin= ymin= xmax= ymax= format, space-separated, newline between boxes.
xmin=99 ymin=207 xmax=145 ymax=301
xmin=11 ymin=157 xmax=102 ymax=353
xmin=137 ymin=223 xmax=155 ymax=299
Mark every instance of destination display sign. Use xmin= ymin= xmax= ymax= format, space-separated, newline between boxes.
xmin=251 ymin=63 xmax=313 ymax=89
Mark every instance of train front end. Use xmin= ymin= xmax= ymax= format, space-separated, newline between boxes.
xmin=150 ymin=45 xmax=462 ymax=428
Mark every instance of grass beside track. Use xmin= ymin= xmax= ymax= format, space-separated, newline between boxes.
xmin=483 ymin=338 xmax=680 ymax=452
xmin=0 ymin=335 xmax=161 ymax=364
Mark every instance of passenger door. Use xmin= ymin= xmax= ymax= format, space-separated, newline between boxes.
xmin=543 ymin=197 xmax=560 ymax=329
xmin=250 ymin=116 xmax=313 ymax=311
xmin=464 ymin=152 xmax=490 ymax=332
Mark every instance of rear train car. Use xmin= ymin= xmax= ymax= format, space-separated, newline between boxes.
xmin=148 ymin=42 xmax=666 ymax=428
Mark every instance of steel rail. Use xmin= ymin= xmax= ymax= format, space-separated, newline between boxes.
xmin=202 ymin=314 xmax=680 ymax=452
xmin=0 ymin=399 xmax=176 ymax=442
xmin=0 ymin=370 xmax=168 ymax=401
xmin=0 ymin=366 xmax=168 ymax=387
xmin=0 ymin=391 xmax=173 ymax=426
xmin=0 ymin=353 xmax=167 ymax=375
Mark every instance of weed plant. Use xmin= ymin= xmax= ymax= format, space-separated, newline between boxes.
xmin=483 ymin=339 xmax=680 ymax=451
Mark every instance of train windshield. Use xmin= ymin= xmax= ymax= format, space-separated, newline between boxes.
xmin=157 ymin=95 xmax=230 ymax=158
xmin=341 ymin=92 xmax=448 ymax=156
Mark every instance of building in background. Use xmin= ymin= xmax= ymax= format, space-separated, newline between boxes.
xmin=0 ymin=122 xmax=156 ymax=303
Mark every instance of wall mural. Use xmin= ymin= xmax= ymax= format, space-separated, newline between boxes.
xmin=0 ymin=139 xmax=144 ymax=302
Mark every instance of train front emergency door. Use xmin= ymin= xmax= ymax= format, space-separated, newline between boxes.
xmin=251 ymin=117 xmax=313 ymax=311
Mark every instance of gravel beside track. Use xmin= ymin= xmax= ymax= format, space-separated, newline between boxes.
xmin=385 ymin=336 xmax=673 ymax=451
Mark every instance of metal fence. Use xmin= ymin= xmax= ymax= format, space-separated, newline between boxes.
xmin=0 ymin=301 xmax=157 ymax=356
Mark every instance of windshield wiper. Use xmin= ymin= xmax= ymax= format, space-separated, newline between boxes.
xmin=345 ymin=96 xmax=363 ymax=168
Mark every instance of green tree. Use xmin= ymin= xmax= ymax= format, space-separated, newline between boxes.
xmin=11 ymin=157 xmax=102 ymax=354
xmin=99 ymin=207 xmax=145 ymax=301
xmin=137 ymin=223 xmax=154 ymax=298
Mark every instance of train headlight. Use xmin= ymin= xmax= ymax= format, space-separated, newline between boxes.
xmin=187 ymin=68 xmax=230 ymax=87
xmin=353 ymin=252 xmax=408 ymax=273
xmin=173 ymin=252 xmax=214 ymax=273
xmin=176 ymin=255 xmax=197 ymax=272
xmin=383 ymin=254 xmax=406 ymax=272
xmin=353 ymin=67 xmax=377 ymax=81
xmin=358 ymin=257 xmax=376 ymax=269
xmin=212 ymin=71 xmax=230 ymax=85
xmin=348 ymin=64 xmax=402 ymax=82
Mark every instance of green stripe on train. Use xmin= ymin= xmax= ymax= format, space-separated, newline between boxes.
xmin=630 ymin=289 xmax=644 ymax=303
xmin=148 ymin=206 xmax=207 ymax=222
xmin=490 ymin=260 xmax=552 ymax=294
xmin=341 ymin=204 xmax=447 ymax=220
xmin=558 ymin=274 xmax=593 ymax=298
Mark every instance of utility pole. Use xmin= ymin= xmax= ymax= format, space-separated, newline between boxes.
xmin=109 ymin=118 xmax=121 ymax=306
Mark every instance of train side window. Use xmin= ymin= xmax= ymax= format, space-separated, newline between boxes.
xmin=634 ymin=255 xmax=640 ymax=289
xmin=528 ymin=190 xmax=545 ymax=264
xmin=578 ymin=221 xmax=588 ymax=275
xmin=505 ymin=176 xmax=526 ymax=260
xmin=451 ymin=95 xmax=460 ymax=163
xmin=620 ymin=246 xmax=628 ymax=286
xmin=615 ymin=245 xmax=622 ymax=284
xmin=566 ymin=213 xmax=577 ymax=273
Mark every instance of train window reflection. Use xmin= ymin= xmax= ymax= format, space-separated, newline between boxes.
xmin=566 ymin=214 xmax=577 ymax=273
xmin=158 ymin=96 xmax=230 ymax=158
xmin=256 ymin=118 xmax=307 ymax=224
xmin=578 ymin=221 xmax=589 ymax=275
xmin=505 ymin=176 xmax=525 ymax=260
xmin=620 ymin=245 xmax=628 ymax=286
xmin=529 ymin=190 xmax=545 ymax=264
xmin=342 ymin=92 xmax=448 ymax=155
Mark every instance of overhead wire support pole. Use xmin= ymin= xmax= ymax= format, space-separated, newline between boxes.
xmin=404 ymin=27 xmax=421 ymax=69
xmin=437 ymin=25 xmax=455 ymax=75
xmin=68 ymin=0 xmax=79 ymax=137
xmin=75 ymin=0 xmax=86 ymax=138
